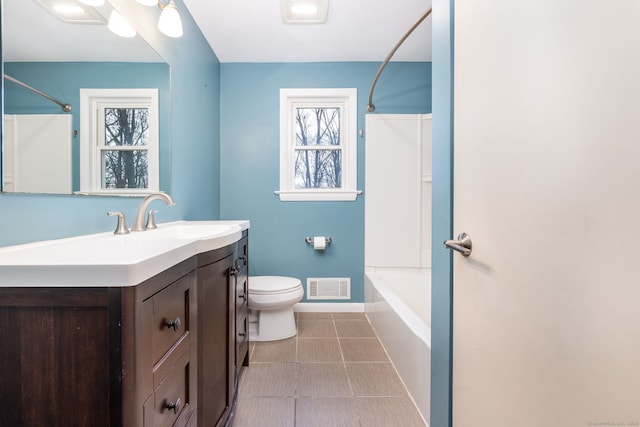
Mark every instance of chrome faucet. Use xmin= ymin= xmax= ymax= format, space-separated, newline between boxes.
xmin=131 ymin=192 xmax=175 ymax=231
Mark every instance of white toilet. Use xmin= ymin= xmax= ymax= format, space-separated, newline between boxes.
xmin=248 ymin=276 xmax=304 ymax=342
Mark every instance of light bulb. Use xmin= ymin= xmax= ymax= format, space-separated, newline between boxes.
xmin=53 ymin=4 xmax=85 ymax=15
xmin=108 ymin=10 xmax=136 ymax=38
xmin=158 ymin=1 xmax=183 ymax=38
xmin=291 ymin=3 xmax=318 ymax=15
xmin=78 ymin=0 xmax=106 ymax=6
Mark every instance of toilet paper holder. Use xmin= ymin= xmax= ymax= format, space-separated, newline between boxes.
xmin=305 ymin=236 xmax=332 ymax=245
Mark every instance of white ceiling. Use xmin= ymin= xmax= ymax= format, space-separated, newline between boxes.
xmin=3 ymin=0 xmax=162 ymax=62
xmin=3 ymin=0 xmax=432 ymax=64
xmin=182 ymin=0 xmax=432 ymax=63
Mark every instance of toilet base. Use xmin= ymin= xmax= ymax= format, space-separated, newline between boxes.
xmin=249 ymin=306 xmax=297 ymax=342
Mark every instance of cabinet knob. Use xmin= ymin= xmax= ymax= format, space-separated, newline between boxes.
xmin=166 ymin=397 xmax=182 ymax=414
xmin=238 ymin=332 xmax=246 ymax=337
xmin=230 ymin=267 xmax=239 ymax=276
xmin=165 ymin=317 xmax=181 ymax=331
xmin=238 ymin=293 xmax=246 ymax=300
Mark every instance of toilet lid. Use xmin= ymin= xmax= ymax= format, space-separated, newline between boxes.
xmin=249 ymin=276 xmax=302 ymax=295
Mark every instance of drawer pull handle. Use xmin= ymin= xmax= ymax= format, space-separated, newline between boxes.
xmin=238 ymin=293 xmax=246 ymax=300
xmin=166 ymin=397 xmax=181 ymax=414
xmin=165 ymin=317 xmax=181 ymax=331
xmin=230 ymin=267 xmax=239 ymax=277
xmin=238 ymin=332 xmax=246 ymax=337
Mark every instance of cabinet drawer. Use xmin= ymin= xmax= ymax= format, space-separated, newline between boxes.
xmin=236 ymin=313 xmax=249 ymax=365
xmin=143 ymin=349 xmax=192 ymax=427
xmin=148 ymin=274 xmax=190 ymax=366
xmin=235 ymin=274 xmax=248 ymax=308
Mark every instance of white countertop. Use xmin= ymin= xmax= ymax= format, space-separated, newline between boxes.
xmin=0 ymin=220 xmax=250 ymax=287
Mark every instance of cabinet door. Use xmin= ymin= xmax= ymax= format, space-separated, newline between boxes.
xmin=0 ymin=288 xmax=114 ymax=427
xmin=197 ymin=254 xmax=233 ymax=427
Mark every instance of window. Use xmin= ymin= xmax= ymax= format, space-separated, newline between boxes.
xmin=277 ymin=88 xmax=360 ymax=201
xmin=79 ymin=89 xmax=159 ymax=195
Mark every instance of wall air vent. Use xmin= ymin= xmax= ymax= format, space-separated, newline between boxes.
xmin=306 ymin=277 xmax=350 ymax=300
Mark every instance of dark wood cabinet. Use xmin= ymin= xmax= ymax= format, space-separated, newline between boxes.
xmin=0 ymin=234 xmax=249 ymax=427
xmin=196 ymin=244 xmax=234 ymax=427
xmin=234 ymin=232 xmax=250 ymax=373
xmin=0 ymin=288 xmax=114 ymax=427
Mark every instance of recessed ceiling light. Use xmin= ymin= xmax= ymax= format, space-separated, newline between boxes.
xmin=34 ymin=0 xmax=107 ymax=25
xmin=291 ymin=4 xmax=318 ymax=15
xmin=53 ymin=4 xmax=85 ymax=15
xmin=280 ymin=0 xmax=328 ymax=24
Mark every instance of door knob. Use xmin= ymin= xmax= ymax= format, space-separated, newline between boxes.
xmin=444 ymin=232 xmax=472 ymax=257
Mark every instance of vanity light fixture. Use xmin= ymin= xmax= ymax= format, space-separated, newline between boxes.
xmin=107 ymin=9 xmax=136 ymax=38
xmin=134 ymin=0 xmax=183 ymax=38
xmin=280 ymin=0 xmax=328 ymax=24
xmin=78 ymin=0 xmax=105 ymax=6
xmin=157 ymin=0 xmax=183 ymax=38
xmin=106 ymin=0 xmax=183 ymax=39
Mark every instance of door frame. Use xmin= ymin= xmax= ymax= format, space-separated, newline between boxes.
xmin=431 ymin=0 xmax=455 ymax=426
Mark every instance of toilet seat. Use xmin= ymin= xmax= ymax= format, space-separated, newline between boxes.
xmin=249 ymin=276 xmax=302 ymax=295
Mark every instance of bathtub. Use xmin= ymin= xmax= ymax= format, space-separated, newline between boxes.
xmin=364 ymin=268 xmax=431 ymax=425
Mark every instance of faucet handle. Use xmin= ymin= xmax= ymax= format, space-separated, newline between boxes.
xmin=107 ymin=211 xmax=130 ymax=235
xmin=145 ymin=209 xmax=159 ymax=230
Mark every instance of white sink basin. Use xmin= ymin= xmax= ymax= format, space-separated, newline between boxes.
xmin=0 ymin=220 xmax=248 ymax=287
xmin=0 ymin=234 xmax=187 ymax=265
xmin=152 ymin=222 xmax=236 ymax=239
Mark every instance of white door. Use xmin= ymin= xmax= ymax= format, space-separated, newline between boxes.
xmin=452 ymin=1 xmax=640 ymax=425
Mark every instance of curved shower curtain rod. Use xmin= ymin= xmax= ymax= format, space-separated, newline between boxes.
xmin=367 ymin=7 xmax=433 ymax=112
xmin=3 ymin=74 xmax=72 ymax=113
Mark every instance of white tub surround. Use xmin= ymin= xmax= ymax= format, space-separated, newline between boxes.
xmin=364 ymin=114 xmax=432 ymax=270
xmin=0 ymin=220 xmax=249 ymax=287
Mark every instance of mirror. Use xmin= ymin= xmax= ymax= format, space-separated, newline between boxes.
xmin=2 ymin=0 xmax=171 ymax=195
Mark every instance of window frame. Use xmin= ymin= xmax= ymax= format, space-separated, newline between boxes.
xmin=79 ymin=88 xmax=159 ymax=196
xmin=276 ymin=88 xmax=360 ymax=201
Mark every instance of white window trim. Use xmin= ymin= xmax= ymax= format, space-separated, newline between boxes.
xmin=79 ymin=88 xmax=159 ymax=196
xmin=276 ymin=88 xmax=361 ymax=202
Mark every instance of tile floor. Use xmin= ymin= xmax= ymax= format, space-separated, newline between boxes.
xmin=232 ymin=312 xmax=426 ymax=427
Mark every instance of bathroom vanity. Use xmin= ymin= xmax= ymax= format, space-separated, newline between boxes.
xmin=0 ymin=221 xmax=249 ymax=427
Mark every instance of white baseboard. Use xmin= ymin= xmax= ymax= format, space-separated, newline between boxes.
xmin=294 ymin=302 xmax=364 ymax=313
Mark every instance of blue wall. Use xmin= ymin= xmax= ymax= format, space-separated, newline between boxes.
xmin=0 ymin=0 xmax=220 ymax=247
xmin=4 ymin=61 xmax=171 ymax=192
xmin=219 ymin=62 xmax=431 ymax=302
xmin=431 ymin=0 xmax=455 ymax=425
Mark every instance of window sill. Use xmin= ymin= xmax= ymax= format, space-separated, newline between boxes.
xmin=75 ymin=190 xmax=155 ymax=197
xmin=275 ymin=190 xmax=362 ymax=201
